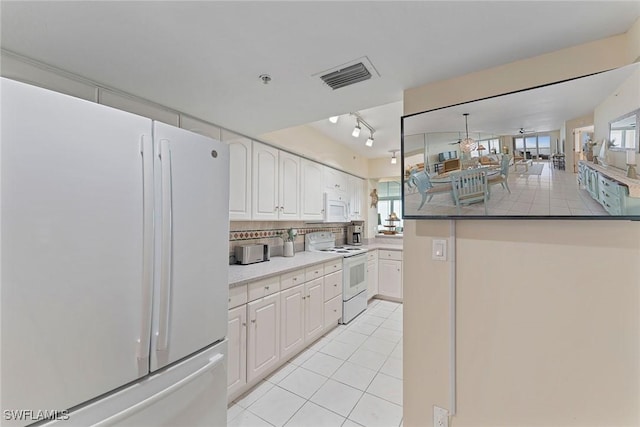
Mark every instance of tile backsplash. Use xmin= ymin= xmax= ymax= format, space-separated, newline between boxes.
xmin=229 ymin=221 xmax=350 ymax=262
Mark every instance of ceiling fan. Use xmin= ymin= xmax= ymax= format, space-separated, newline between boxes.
xmin=518 ymin=127 xmax=536 ymax=135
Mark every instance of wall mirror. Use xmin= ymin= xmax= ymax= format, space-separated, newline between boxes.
xmin=402 ymin=62 xmax=640 ymax=219
xmin=609 ymin=109 xmax=638 ymax=151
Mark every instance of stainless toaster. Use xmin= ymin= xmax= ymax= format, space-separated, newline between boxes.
xmin=235 ymin=244 xmax=270 ymax=265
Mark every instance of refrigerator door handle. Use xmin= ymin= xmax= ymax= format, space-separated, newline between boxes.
xmin=92 ymin=353 xmax=225 ymax=427
xmin=157 ymin=140 xmax=173 ymax=352
xmin=138 ymin=135 xmax=154 ymax=372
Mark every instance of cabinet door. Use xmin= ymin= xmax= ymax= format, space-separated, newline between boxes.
xmin=378 ymin=259 xmax=402 ymax=299
xmin=278 ymin=151 xmax=301 ymax=220
xmin=367 ymin=259 xmax=378 ymax=300
xmin=252 ymin=141 xmax=279 ymax=220
xmin=305 ymin=279 xmax=324 ymax=343
xmin=324 ymin=166 xmax=348 ymax=194
xmin=280 ymin=284 xmax=305 ymax=360
xmin=227 ymin=136 xmax=252 ymax=220
xmin=301 ymin=159 xmax=325 ymax=221
xmin=228 ymin=306 xmax=247 ymax=397
xmin=349 ymin=175 xmax=364 ymax=220
xmin=247 ymin=294 xmax=280 ymax=382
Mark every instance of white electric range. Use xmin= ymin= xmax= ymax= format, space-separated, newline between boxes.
xmin=305 ymin=232 xmax=368 ymax=323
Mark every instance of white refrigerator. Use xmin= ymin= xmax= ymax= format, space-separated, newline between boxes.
xmin=1 ymin=78 xmax=230 ymax=426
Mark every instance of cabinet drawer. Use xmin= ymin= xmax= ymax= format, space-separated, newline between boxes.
xmin=323 ymin=259 xmax=342 ymax=275
xmin=324 ymin=294 xmax=342 ymax=327
xmin=597 ymin=174 xmax=622 ymax=196
xmin=280 ymin=269 xmax=305 ymax=291
xmin=379 ymin=249 xmax=402 ymax=261
xmin=367 ymin=250 xmax=378 ymax=261
xmin=305 ymin=264 xmax=324 ymax=282
xmin=229 ymin=284 xmax=248 ymax=309
xmin=323 ymin=271 xmax=343 ymax=301
xmin=247 ymin=276 xmax=280 ymax=301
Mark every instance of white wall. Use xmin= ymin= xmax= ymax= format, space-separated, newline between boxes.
xmin=402 ymin=23 xmax=640 ymax=427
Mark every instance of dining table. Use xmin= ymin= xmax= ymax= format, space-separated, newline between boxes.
xmin=430 ymin=166 xmax=500 ymax=184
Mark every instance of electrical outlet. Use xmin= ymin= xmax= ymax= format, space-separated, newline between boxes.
xmin=433 ymin=406 xmax=449 ymax=427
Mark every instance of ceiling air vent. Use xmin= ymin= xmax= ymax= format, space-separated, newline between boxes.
xmin=320 ymin=62 xmax=371 ymax=90
xmin=314 ymin=56 xmax=380 ymax=90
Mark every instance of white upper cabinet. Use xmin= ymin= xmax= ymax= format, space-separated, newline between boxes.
xmin=278 ymin=151 xmax=301 ymax=220
xmin=349 ymin=175 xmax=364 ymax=220
xmin=252 ymin=141 xmax=301 ymax=221
xmin=180 ymin=115 xmax=222 ymax=141
xmin=252 ymin=142 xmax=280 ymax=220
xmin=300 ymin=159 xmax=325 ymax=221
xmin=225 ymin=131 xmax=252 ymax=220
xmin=323 ymin=166 xmax=349 ymax=195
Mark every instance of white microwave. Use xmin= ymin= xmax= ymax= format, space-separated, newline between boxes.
xmin=324 ymin=192 xmax=349 ymax=223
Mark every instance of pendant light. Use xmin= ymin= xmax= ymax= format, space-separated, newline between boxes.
xmin=460 ymin=113 xmax=477 ymax=153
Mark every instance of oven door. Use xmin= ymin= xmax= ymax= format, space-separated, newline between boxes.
xmin=342 ymin=253 xmax=368 ymax=300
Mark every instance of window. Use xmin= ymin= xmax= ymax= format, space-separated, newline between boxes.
xmin=514 ymin=134 xmax=552 ymax=158
xmin=377 ymin=181 xmax=403 ymax=232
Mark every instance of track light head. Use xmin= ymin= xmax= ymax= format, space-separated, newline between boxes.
xmin=352 ymin=121 xmax=361 ymax=138
xmin=329 ymin=116 xmax=339 ymax=124
xmin=365 ymin=135 xmax=374 ymax=147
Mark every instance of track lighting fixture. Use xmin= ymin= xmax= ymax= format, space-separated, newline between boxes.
xmin=352 ymin=121 xmax=361 ymax=138
xmin=349 ymin=112 xmax=375 ymax=146
xmin=365 ymin=134 xmax=374 ymax=147
xmin=390 ymin=150 xmax=398 ymax=164
xmin=329 ymin=116 xmax=339 ymax=124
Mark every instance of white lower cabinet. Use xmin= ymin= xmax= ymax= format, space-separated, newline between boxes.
xmin=367 ymin=250 xmax=379 ymax=300
xmin=227 ymin=305 xmax=247 ymax=397
xmin=280 ymin=284 xmax=305 ymax=360
xmin=229 ymin=263 xmax=342 ymax=399
xmin=378 ymin=258 xmax=402 ymax=299
xmin=247 ymin=293 xmax=280 ymax=383
xmin=324 ymin=295 xmax=342 ymax=328
xmin=304 ymin=278 xmax=324 ymax=343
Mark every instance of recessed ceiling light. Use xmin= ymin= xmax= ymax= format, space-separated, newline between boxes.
xmin=259 ymin=74 xmax=272 ymax=84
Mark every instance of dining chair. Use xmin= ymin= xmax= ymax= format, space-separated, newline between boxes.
xmin=450 ymin=167 xmax=489 ymax=215
xmin=408 ymin=170 xmax=452 ymax=210
xmin=488 ymin=154 xmax=511 ymax=194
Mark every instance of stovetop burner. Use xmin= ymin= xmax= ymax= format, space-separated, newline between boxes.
xmin=305 ymin=231 xmax=368 ymax=257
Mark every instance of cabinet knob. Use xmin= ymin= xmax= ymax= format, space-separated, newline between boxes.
xmin=251 ymin=319 xmax=256 ymax=324
xmin=293 ymin=277 xmax=297 ymax=282
xmin=333 ymin=309 xmax=337 ymax=312
xmin=302 ymin=296 xmax=306 ymax=300
xmin=334 ymin=284 xmax=337 ymax=287
xmin=265 ymin=286 xmax=270 ymax=290
xmin=242 ymin=322 xmax=246 ymax=327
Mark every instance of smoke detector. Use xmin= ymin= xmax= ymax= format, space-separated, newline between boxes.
xmin=259 ymin=74 xmax=272 ymax=84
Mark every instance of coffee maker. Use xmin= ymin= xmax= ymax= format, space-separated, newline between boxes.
xmin=346 ymin=225 xmax=363 ymax=246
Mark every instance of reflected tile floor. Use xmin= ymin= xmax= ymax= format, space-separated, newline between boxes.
xmin=228 ymin=299 xmax=403 ymax=427
xmin=405 ymin=160 xmax=608 ymax=216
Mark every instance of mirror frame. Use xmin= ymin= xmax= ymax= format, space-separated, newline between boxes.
xmin=608 ymin=108 xmax=640 ymax=152
xmin=401 ymin=64 xmax=640 ymax=221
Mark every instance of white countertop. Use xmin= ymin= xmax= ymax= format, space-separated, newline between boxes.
xmin=229 ymin=251 xmax=343 ymax=287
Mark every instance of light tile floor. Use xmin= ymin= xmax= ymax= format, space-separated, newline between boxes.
xmin=228 ymin=299 xmax=403 ymax=427
xmin=405 ymin=160 xmax=608 ymax=216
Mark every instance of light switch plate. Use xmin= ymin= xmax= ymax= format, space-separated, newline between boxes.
xmin=432 ymin=239 xmax=447 ymax=261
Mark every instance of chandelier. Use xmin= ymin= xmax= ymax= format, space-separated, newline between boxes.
xmin=460 ymin=113 xmax=477 ymax=153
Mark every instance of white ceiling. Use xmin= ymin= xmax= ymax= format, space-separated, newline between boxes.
xmin=2 ymin=1 xmax=639 ymax=159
